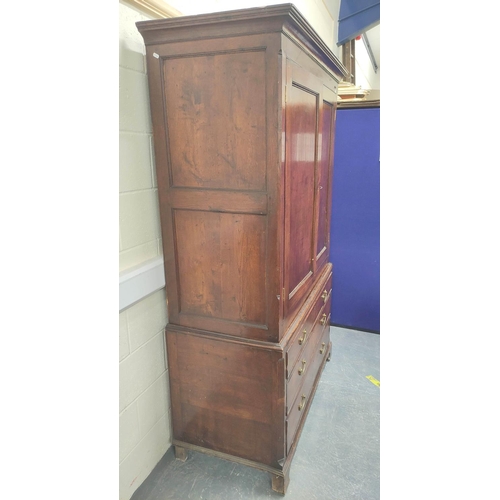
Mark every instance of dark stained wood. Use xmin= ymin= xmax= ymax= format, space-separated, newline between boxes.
xmin=282 ymin=61 xmax=334 ymax=323
xmin=136 ymin=4 xmax=348 ymax=80
xmin=136 ymin=4 xmax=342 ymax=493
xmin=174 ymin=210 xmax=267 ymax=325
xmin=286 ymin=289 xmax=332 ymax=415
xmin=286 ymin=84 xmax=317 ymax=297
xmin=286 ymin=316 xmax=331 ymax=453
xmin=169 ymin=188 xmax=267 ymax=214
xmin=286 ymin=269 xmax=332 ymax=378
xmin=164 ymin=49 xmax=267 ymax=191
xmin=341 ymin=39 xmax=356 ymax=84
xmin=142 ymin=30 xmax=282 ymax=342
xmin=167 ymin=328 xmax=284 ymax=468
xmin=284 ymin=336 xmax=332 ymax=466
xmin=317 ymin=102 xmax=333 ymax=258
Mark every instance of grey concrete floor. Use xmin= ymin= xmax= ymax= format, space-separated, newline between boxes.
xmin=131 ymin=326 xmax=380 ymax=500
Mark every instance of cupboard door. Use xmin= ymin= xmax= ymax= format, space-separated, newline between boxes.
xmin=283 ymin=62 xmax=337 ymax=320
xmin=283 ymin=63 xmax=321 ymax=318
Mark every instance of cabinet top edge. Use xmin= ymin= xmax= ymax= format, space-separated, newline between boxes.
xmin=136 ymin=3 xmax=303 ymax=32
xmin=136 ymin=3 xmax=348 ymax=79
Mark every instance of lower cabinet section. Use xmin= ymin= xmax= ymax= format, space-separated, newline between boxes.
xmin=165 ymin=266 xmax=333 ymax=494
xmin=167 ymin=329 xmax=286 ymax=469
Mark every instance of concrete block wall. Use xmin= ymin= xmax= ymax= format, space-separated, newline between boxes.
xmin=119 ymin=2 xmax=171 ymax=499
xmin=119 ymin=0 xmax=162 ymax=273
xmin=119 ymin=289 xmax=170 ymax=499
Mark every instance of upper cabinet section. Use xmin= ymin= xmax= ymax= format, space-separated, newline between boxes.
xmin=137 ymin=5 xmax=347 ymax=343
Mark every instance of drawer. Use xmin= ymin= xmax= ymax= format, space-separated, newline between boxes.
xmin=286 ymin=300 xmax=331 ymax=414
xmin=286 ymin=314 xmax=331 ymax=453
xmin=286 ymin=273 xmax=332 ymax=378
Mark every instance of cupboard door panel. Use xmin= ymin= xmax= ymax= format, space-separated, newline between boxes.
xmin=316 ymin=100 xmax=334 ymax=265
xmin=286 ymin=83 xmax=318 ymax=298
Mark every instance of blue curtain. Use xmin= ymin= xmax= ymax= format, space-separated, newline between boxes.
xmin=338 ymin=0 xmax=380 ymax=45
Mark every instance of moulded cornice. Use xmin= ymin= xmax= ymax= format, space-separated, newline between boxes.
xmin=136 ymin=3 xmax=348 ymax=80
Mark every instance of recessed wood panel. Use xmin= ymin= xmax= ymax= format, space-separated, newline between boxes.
xmin=163 ymin=50 xmax=267 ymax=190
xmin=174 ymin=210 xmax=267 ymax=326
xmin=287 ymin=84 xmax=318 ymax=296
xmin=168 ymin=331 xmax=282 ymax=466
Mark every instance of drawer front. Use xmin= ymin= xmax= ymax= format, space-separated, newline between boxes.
xmin=286 ymin=299 xmax=331 ymax=414
xmin=286 ymin=310 xmax=331 ymax=452
xmin=286 ymin=273 xmax=332 ymax=378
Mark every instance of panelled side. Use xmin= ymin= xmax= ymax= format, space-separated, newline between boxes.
xmin=143 ymin=33 xmax=282 ymax=342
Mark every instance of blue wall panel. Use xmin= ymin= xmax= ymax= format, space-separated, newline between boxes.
xmin=329 ymin=107 xmax=380 ymax=332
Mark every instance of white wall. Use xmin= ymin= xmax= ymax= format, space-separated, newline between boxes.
xmin=119 ymin=289 xmax=170 ymax=500
xmin=119 ymin=2 xmax=163 ymax=272
xmin=354 ymin=25 xmax=380 ymax=91
xmin=119 ymin=2 xmax=171 ymax=499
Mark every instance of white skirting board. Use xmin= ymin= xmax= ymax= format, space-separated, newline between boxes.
xmin=119 ymin=256 xmax=165 ymax=311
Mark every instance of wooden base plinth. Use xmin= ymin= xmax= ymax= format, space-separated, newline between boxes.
xmin=271 ymin=472 xmax=289 ymax=495
xmin=174 ymin=445 xmax=188 ymax=462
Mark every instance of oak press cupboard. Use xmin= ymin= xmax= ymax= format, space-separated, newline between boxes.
xmin=137 ymin=4 xmax=347 ymax=494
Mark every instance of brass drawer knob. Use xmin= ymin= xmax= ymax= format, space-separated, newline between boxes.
xmin=298 ymin=360 xmax=306 ymax=375
xmin=321 ymin=289 xmax=328 ymax=302
xmin=298 ymin=329 xmax=307 ymax=345
xmin=320 ymin=342 xmax=326 ymax=355
xmin=320 ymin=313 xmax=327 ymax=326
xmin=298 ymin=395 xmax=306 ymax=411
